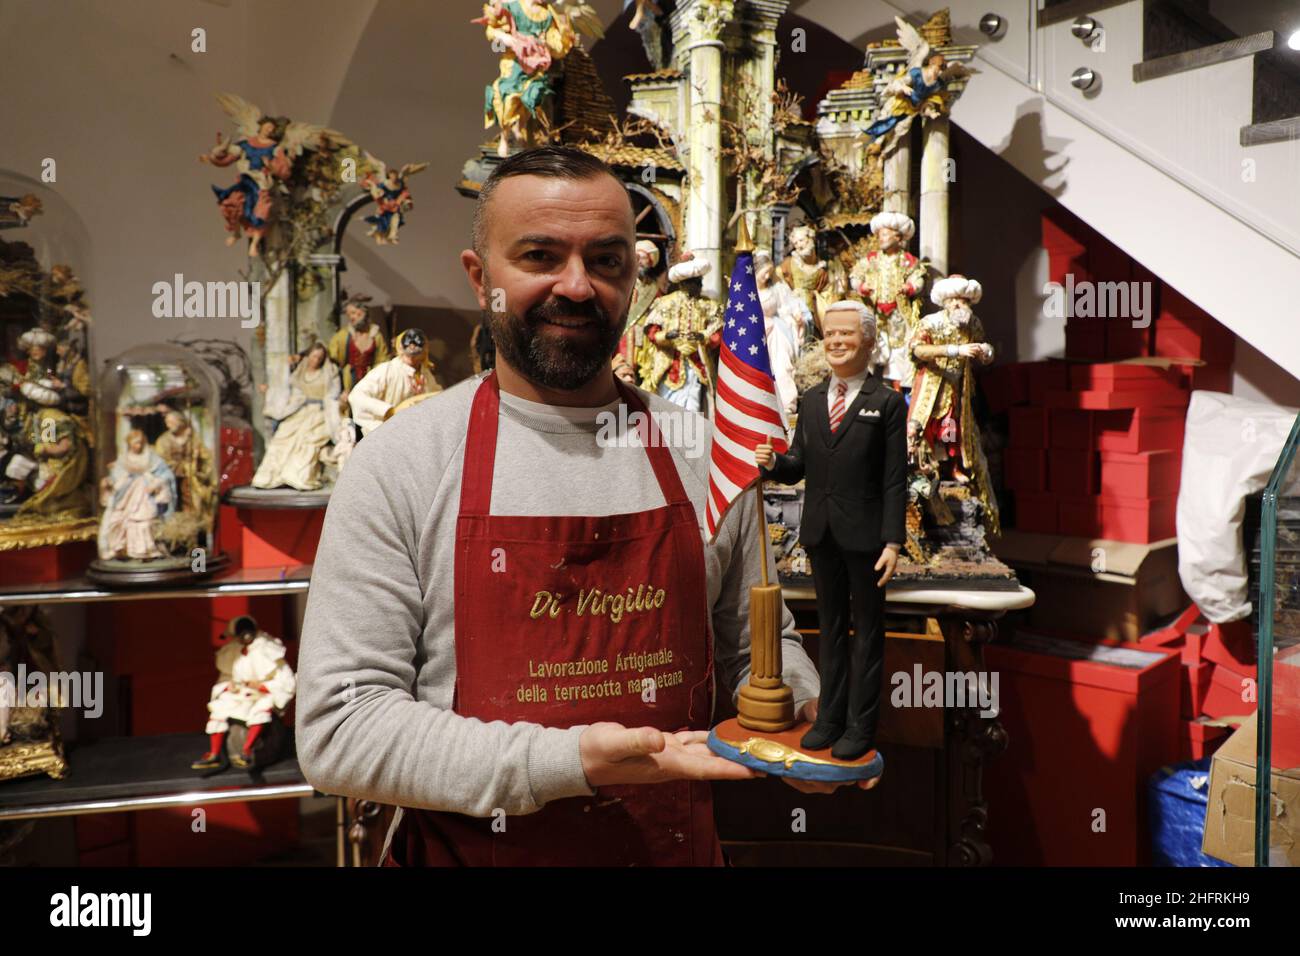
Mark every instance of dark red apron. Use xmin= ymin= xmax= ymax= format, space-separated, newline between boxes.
xmin=382 ymin=371 xmax=722 ymax=866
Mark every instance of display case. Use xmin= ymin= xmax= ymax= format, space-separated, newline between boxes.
xmin=1253 ymin=410 xmax=1300 ymax=866
xmin=0 ymin=181 xmax=97 ymax=553
xmin=88 ymin=344 xmax=228 ymax=586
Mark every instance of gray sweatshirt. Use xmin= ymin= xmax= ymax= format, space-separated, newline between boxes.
xmin=296 ymin=373 xmax=818 ymax=824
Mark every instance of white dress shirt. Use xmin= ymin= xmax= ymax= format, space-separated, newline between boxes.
xmin=826 ymin=367 xmax=871 ymax=417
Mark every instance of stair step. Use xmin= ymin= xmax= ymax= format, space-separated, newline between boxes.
xmin=1133 ymin=31 xmax=1275 ymax=83
xmin=1240 ymin=115 xmax=1300 ymax=147
xmin=1040 ymin=0 xmax=1135 ymax=28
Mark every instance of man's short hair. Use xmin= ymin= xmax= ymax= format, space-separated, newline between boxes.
xmin=471 ymin=145 xmax=630 ymax=256
xmin=825 ymin=300 xmax=877 ymax=340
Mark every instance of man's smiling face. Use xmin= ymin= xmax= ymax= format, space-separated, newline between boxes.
xmin=463 ymin=172 xmax=636 ymax=392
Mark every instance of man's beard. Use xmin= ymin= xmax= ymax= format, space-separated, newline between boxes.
xmin=949 ymin=304 xmax=972 ymax=325
xmin=485 ymin=284 xmax=625 ymax=391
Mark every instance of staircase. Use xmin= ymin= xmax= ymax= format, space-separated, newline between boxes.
xmin=789 ymin=0 xmax=1300 ymax=378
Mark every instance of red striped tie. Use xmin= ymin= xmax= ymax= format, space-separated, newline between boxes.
xmin=829 ymin=380 xmax=847 ymax=432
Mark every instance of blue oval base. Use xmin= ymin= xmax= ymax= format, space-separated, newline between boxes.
xmin=707 ymin=718 xmax=883 ymax=783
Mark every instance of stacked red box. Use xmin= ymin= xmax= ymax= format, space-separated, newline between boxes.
xmin=1154 ymin=283 xmax=1235 ymax=396
xmin=1000 ymin=359 xmax=1187 ymax=541
xmin=1139 ymin=605 xmax=1261 ymax=762
xmin=986 ymin=630 xmax=1182 ymax=865
xmin=1005 ymin=214 xmax=1240 ymax=544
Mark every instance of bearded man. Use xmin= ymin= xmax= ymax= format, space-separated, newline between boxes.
xmin=296 ymin=146 xmax=871 ymax=869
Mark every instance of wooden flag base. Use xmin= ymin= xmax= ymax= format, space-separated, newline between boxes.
xmin=736 ymin=582 xmax=795 ymax=732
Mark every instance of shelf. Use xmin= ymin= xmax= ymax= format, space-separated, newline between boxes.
xmin=0 ymin=733 xmax=315 ymax=821
xmin=0 ymin=565 xmax=313 ymax=606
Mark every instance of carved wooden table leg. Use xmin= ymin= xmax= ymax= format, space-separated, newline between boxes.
xmin=344 ymin=798 xmax=392 ymax=867
xmin=940 ymin=616 xmax=1009 ymax=867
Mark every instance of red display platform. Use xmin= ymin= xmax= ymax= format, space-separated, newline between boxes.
xmin=218 ymin=503 xmax=324 ymax=570
xmin=0 ymin=540 xmax=95 ymax=586
xmin=985 ymin=631 xmax=1181 ymax=866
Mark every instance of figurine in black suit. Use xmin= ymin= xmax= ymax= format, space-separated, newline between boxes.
xmin=757 ymin=301 xmax=907 ymax=760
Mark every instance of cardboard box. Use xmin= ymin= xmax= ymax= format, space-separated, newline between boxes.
xmin=1099 ymin=494 xmax=1177 ymax=543
xmin=1201 ymin=713 xmax=1300 ymax=866
xmin=986 ymin=631 xmax=1181 ymax=865
xmin=1049 ymin=409 xmax=1094 ymax=450
xmin=1004 ymin=447 xmax=1048 ymax=492
xmin=993 ymin=531 xmax=1185 ymax=643
xmin=1048 ymin=448 xmax=1098 ymax=496
xmin=1009 ymin=406 xmax=1049 ymax=449
xmin=1095 ymin=407 xmax=1186 ymax=454
xmin=1100 ymin=450 xmax=1181 ymax=499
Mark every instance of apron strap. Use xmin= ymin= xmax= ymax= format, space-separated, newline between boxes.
xmin=613 ymin=377 xmax=692 ymax=509
xmin=457 ymin=372 xmax=502 ymax=517
xmin=458 ymin=371 xmax=695 ymax=517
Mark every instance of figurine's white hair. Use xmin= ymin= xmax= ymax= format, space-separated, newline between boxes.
xmin=824 ymin=300 xmax=876 ymax=339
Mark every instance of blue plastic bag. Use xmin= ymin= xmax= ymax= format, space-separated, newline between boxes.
xmin=1148 ymin=759 xmax=1233 ymax=867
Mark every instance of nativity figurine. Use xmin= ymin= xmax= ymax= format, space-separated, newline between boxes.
xmin=192 ymin=615 xmax=296 ymax=774
xmin=349 ymin=328 xmax=442 ymax=437
xmin=252 ymin=341 xmax=342 ymax=492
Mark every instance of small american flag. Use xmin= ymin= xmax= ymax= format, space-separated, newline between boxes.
xmin=706 ymin=250 xmax=790 ymax=539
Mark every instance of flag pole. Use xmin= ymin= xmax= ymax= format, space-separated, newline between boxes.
xmin=734 ymin=211 xmax=772 ymax=591
xmin=733 ymin=207 xmax=794 ymax=733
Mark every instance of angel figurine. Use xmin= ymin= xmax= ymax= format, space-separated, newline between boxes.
xmin=200 ymin=93 xmax=348 ymax=257
xmin=473 ymin=1 xmax=603 ymax=157
xmin=360 ymin=154 xmax=428 ymax=246
xmin=865 ymin=16 xmax=977 ymax=155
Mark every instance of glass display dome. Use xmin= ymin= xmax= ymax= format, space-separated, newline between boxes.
xmin=87 ymin=343 xmax=228 ymax=586
xmin=0 ymin=178 xmax=97 ymax=551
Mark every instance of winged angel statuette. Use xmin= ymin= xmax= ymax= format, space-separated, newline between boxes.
xmin=865 ymin=16 xmax=978 ymax=156
xmin=200 ymin=94 xmax=351 ymax=258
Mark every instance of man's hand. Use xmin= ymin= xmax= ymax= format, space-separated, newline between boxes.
xmin=781 ymin=700 xmax=880 ymax=794
xmin=579 ymin=722 xmax=759 ymax=788
xmin=875 ymin=544 xmax=900 ymax=587
xmin=755 ymin=442 xmax=775 ymax=469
